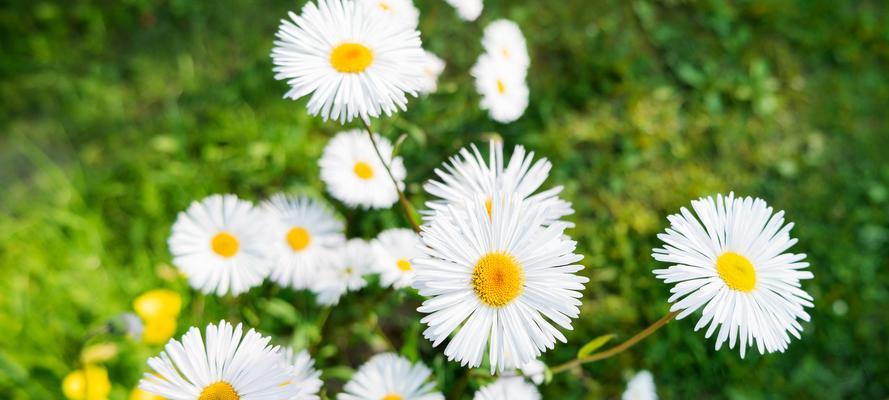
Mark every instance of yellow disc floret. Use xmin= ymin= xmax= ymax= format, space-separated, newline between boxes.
xmin=211 ymin=232 xmax=239 ymax=258
xmin=199 ymin=381 xmax=239 ymax=400
xmin=472 ymin=252 xmax=524 ymax=307
xmin=382 ymin=394 xmax=403 ymax=400
xmin=396 ymin=258 xmax=412 ymax=271
xmin=716 ymin=252 xmax=757 ymax=292
xmin=330 ymin=43 xmax=374 ymax=73
xmin=495 ymin=79 xmax=506 ymax=94
xmin=286 ymin=227 xmax=312 ymax=252
xmin=354 ymin=161 xmax=375 ymax=180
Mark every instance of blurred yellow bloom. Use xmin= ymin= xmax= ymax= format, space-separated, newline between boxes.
xmin=133 ymin=289 xmax=182 ymax=321
xmin=61 ymin=365 xmax=111 ymax=400
xmin=129 ymin=387 xmax=166 ymax=400
xmin=81 ymin=343 xmax=119 ymax=364
xmin=142 ymin=316 xmax=177 ymax=345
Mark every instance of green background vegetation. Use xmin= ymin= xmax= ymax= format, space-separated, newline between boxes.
xmin=2 ymin=0 xmax=888 ymax=398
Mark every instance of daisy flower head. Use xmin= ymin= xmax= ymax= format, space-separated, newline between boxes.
xmin=652 ymin=192 xmax=814 ymax=358
xmin=418 ymin=50 xmax=446 ymax=95
xmin=444 ymin=0 xmax=483 ymax=21
xmin=622 ymin=370 xmax=657 ymax=400
xmin=482 ymin=20 xmax=530 ymax=72
xmin=414 ymin=193 xmax=588 ymax=372
xmin=139 ymin=320 xmax=298 ymax=400
xmin=168 ymin=194 xmax=271 ymax=296
xmin=271 ymin=0 xmax=425 ymax=124
xmin=471 ymin=54 xmax=529 ymax=123
xmin=281 ymin=347 xmax=323 ymax=400
xmin=518 ymin=359 xmax=545 ymax=385
xmin=473 ymin=377 xmax=540 ymax=400
xmin=372 ymin=228 xmax=423 ymax=289
xmin=338 ymin=353 xmax=444 ymax=400
xmin=261 ymin=194 xmax=345 ymax=290
xmin=359 ymin=0 xmax=420 ymax=29
xmin=319 ymin=129 xmax=406 ymax=209
xmin=312 ymin=238 xmax=373 ymax=305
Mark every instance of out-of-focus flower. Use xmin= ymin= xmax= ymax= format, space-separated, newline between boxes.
xmin=518 ymin=359 xmax=545 ymax=385
xmin=418 ymin=50 xmax=446 ymax=95
xmin=280 ymin=348 xmax=324 ymax=400
xmin=119 ymin=313 xmax=144 ymax=340
xmin=471 ymin=54 xmax=529 ymax=123
xmin=444 ymin=0 xmax=482 ymax=21
xmin=481 ymin=20 xmax=529 ymax=71
xmin=474 ymin=376 xmax=540 ymax=400
xmin=320 ymin=129 xmax=406 ymax=209
xmin=141 ymin=316 xmax=177 ymax=345
xmin=62 ymin=365 xmax=111 ymax=400
xmin=622 ymin=370 xmax=657 ymax=400
xmin=133 ymin=289 xmax=181 ymax=322
xmin=339 ymin=353 xmax=443 ymax=400
xmin=372 ymin=228 xmax=423 ymax=289
xmin=129 ymin=387 xmax=165 ymax=400
xmin=80 ymin=343 xmax=119 ymax=364
xmin=359 ymin=0 xmax=420 ymax=29
xmin=312 ymin=239 xmax=373 ymax=305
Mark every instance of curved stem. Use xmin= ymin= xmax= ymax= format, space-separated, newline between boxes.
xmin=549 ymin=310 xmax=680 ymax=374
xmin=361 ymin=119 xmax=422 ymax=232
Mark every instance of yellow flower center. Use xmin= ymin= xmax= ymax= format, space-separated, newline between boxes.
xmin=472 ymin=252 xmax=524 ymax=307
xmin=286 ymin=226 xmax=312 ymax=252
xmin=330 ymin=43 xmax=374 ymax=73
xmin=396 ymin=258 xmax=412 ymax=271
xmin=199 ymin=381 xmax=239 ymax=400
xmin=484 ymin=197 xmax=493 ymax=218
xmin=211 ymin=232 xmax=239 ymax=258
xmin=716 ymin=252 xmax=757 ymax=292
xmin=354 ymin=161 xmax=375 ymax=180
xmin=496 ymin=79 xmax=506 ymax=94
xmin=501 ymin=47 xmax=510 ymax=58
xmin=382 ymin=394 xmax=402 ymax=400
xmin=378 ymin=1 xmax=392 ymax=11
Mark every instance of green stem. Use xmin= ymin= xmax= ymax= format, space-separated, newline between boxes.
xmin=360 ymin=119 xmax=422 ymax=233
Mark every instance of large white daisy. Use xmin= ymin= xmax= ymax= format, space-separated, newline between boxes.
xmin=423 ymin=140 xmax=572 ymax=225
xmin=281 ymin=347 xmax=324 ymax=400
xmin=471 ymin=54 xmax=529 ymax=123
xmin=372 ymin=228 xmax=423 ymax=289
xmin=319 ymin=129 xmax=406 ymax=209
xmin=622 ymin=370 xmax=657 ymax=400
xmin=338 ymin=353 xmax=443 ymax=400
xmin=414 ymin=194 xmax=588 ymax=372
xmin=418 ymin=50 xmax=446 ymax=95
xmin=139 ymin=321 xmax=297 ymax=400
xmin=444 ymin=0 xmax=482 ymax=21
xmin=473 ymin=377 xmax=540 ymax=400
xmin=359 ymin=0 xmax=420 ymax=29
xmin=312 ymin=238 xmax=373 ymax=305
xmin=271 ymin=0 xmax=425 ymax=123
xmin=481 ymin=20 xmax=530 ymax=72
xmin=169 ymin=194 xmax=270 ymax=296
xmin=652 ymin=192 xmax=814 ymax=357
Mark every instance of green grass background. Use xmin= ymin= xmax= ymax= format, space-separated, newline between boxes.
xmin=2 ymin=0 xmax=888 ymax=398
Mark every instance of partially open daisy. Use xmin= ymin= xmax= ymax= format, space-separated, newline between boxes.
xmin=312 ymin=239 xmax=373 ymax=305
xmin=471 ymin=55 xmax=529 ymax=123
xmin=169 ymin=194 xmax=270 ymax=296
xmin=474 ymin=377 xmax=540 ymax=400
xmin=140 ymin=320 xmax=297 ymax=400
xmin=261 ymin=194 xmax=345 ymax=290
xmin=623 ymin=370 xmax=657 ymax=400
xmin=423 ymin=140 xmax=572 ymax=225
xmin=359 ymin=0 xmax=420 ymax=29
xmin=372 ymin=228 xmax=423 ymax=289
xmin=281 ymin=347 xmax=323 ymax=400
xmin=444 ymin=0 xmax=482 ymax=21
xmin=418 ymin=50 xmax=446 ymax=95
xmin=482 ymin=20 xmax=530 ymax=71
xmin=652 ymin=193 xmax=814 ymax=357
xmin=414 ymin=194 xmax=588 ymax=372
xmin=338 ymin=353 xmax=444 ymax=400
xmin=320 ymin=129 xmax=406 ymax=209
xmin=271 ymin=0 xmax=425 ymax=123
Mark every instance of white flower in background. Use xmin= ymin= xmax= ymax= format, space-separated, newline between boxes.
xmin=312 ymin=239 xmax=373 ymax=305
xmin=423 ymin=140 xmax=572 ymax=225
xmin=139 ymin=321 xmax=297 ymax=399
xmin=271 ymin=0 xmax=425 ymax=123
xmin=482 ymin=20 xmax=530 ymax=71
xmin=414 ymin=194 xmax=588 ymax=372
xmin=652 ymin=192 xmax=814 ymax=357
xmin=320 ymin=129 xmax=406 ymax=209
xmin=471 ymin=55 xmax=529 ymax=123
xmin=261 ymin=194 xmax=345 ymax=290
xmin=281 ymin=348 xmax=324 ymax=400
xmin=444 ymin=0 xmax=482 ymax=21
xmin=622 ymin=370 xmax=657 ymax=400
xmin=338 ymin=353 xmax=444 ymax=400
xmin=474 ymin=377 xmax=540 ymax=400
xmin=418 ymin=50 xmax=446 ymax=95
xmin=359 ymin=0 xmax=420 ymax=29
xmin=372 ymin=228 xmax=423 ymax=289
xmin=168 ymin=194 xmax=270 ymax=296
xmin=518 ymin=359 xmax=545 ymax=385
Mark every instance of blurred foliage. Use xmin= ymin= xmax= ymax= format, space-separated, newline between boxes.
xmin=1 ymin=0 xmax=888 ymax=398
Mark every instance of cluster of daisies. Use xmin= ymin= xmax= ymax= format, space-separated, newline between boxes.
xmin=472 ymin=20 xmax=531 ymax=123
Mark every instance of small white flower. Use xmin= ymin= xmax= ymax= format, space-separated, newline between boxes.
xmin=168 ymin=194 xmax=271 ymax=296
xmin=622 ymin=370 xmax=657 ymax=400
xmin=474 ymin=377 xmax=540 ymax=400
xmin=271 ymin=0 xmax=425 ymax=123
xmin=372 ymin=228 xmax=423 ymax=289
xmin=652 ymin=192 xmax=814 ymax=357
xmin=518 ymin=359 xmax=545 ymax=385
xmin=320 ymin=129 xmax=406 ymax=209
xmin=444 ymin=0 xmax=483 ymax=21
xmin=281 ymin=348 xmax=324 ymax=400
xmin=359 ymin=0 xmax=420 ymax=29
xmin=418 ymin=50 xmax=446 ymax=95
xmin=140 ymin=320 xmax=297 ymax=399
xmin=482 ymin=20 xmax=529 ymax=72
xmin=262 ymin=194 xmax=345 ymax=290
xmin=338 ymin=353 xmax=444 ymax=400
xmin=312 ymin=239 xmax=373 ymax=305
xmin=471 ymin=54 xmax=529 ymax=123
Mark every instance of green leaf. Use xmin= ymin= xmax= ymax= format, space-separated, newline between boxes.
xmin=391 ymin=133 xmax=408 ymax=158
xmin=577 ymin=334 xmax=615 ymax=359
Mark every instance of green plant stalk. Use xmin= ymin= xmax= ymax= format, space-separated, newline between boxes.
xmin=360 ymin=119 xmax=422 ymax=233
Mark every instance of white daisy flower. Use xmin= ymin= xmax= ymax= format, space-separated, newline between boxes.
xmin=482 ymin=20 xmax=530 ymax=72
xmin=471 ymin=55 xmax=529 ymax=123
xmin=312 ymin=239 xmax=373 ymax=305
xmin=474 ymin=377 xmax=540 ymax=400
xmin=359 ymin=0 xmax=420 ymax=29
xmin=423 ymin=140 xmax=572 ymax=225
xmin=418 ymin=50 xmax=446 ymax=95
xmin=169 ymin=194 xmax=270 ymax=296
xmin=622 ymin=370 xmax=657 ymax=400
xmin=372 ymin=228 xmax=423 ymax=289
xmin=320 ymin=129 xmax=407 ymax=209
xmin=518 ymin=359 xmax=545 ymax=385
xmin=652 ymin=192 xmax=814 ymax=357
xmin=414 ymin=194 xmax=588 ymax=372
xmin=271 ymin=0 xmax=425 ymax=124
xmin=139 ymin=320 xmax=297 ymax=400
xmin=262 ymin=194 xmax=345 ymax=290
xmin=338 ymin=353 xmax=443 ymax=400
xmin=444 ymin=0 xmax=482 ymax=21
xmin=281 ymin=348 xmax=324 ymax=400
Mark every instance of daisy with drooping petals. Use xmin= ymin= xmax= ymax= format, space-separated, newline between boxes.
xmin=169 ymin=194 xmax=270 ymax=296
xmin=444 ymin=0 xmax=482 ymax=21
xmin=281 ymin=348 xmax=323 ymax=400
xmin=271 ymin=0 xmax=425 ymax=124
xmin=261 ymin=194 xmax=345 ymax=290
xmin=312 ymin=239 xmax=373 ymax=305
xmin=320 ymin=129 xmax=406 ymax=209
xmin=471 ymin=55 xmax=529 ymax=123
xmin=423 ymin=140 xmax=573 ymax=225
xmin=414 ymin=194 xmax=588 ymax=372
xmin=482 ymin=20 xmax=530 ymax=71
xmin=652 ymin=192 xmax=814 ymax=358
xmin=372 ymin=228 xmax=423 ymax=289
xmin=359 ymin=0 xmax=420 ymax=29
xmin=139 ymin=320 xmax=297 ymax=400
xmin=622 ymin=370 xmax=657 ymax=400
xmin=473 ymin=377 xmax=540 ymax=400
xmin=418 ymin=50 xmax=446 ymax=95
xmin=338 ymin=353 xmax=444 ymax=400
